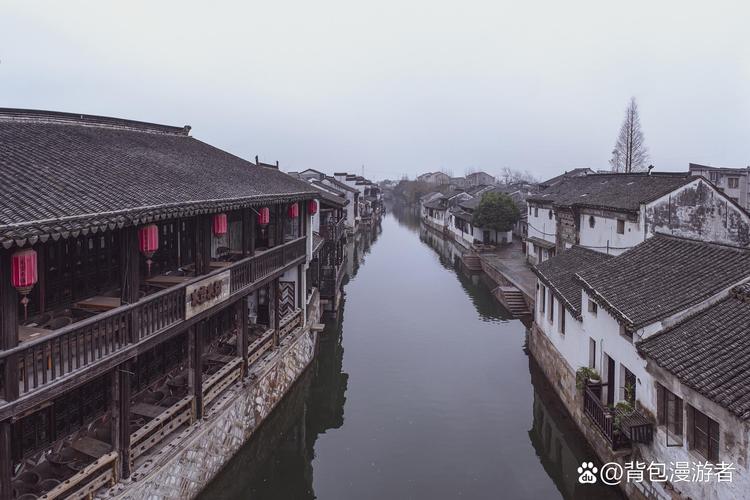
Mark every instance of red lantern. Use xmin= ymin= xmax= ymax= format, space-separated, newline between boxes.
xmin=138 ymin=224 xmax=159 ymax=276
xmin=307 ymin=199 xmax=318 ymax=215
xmin=11 ymin=249 xmax=38 ymax=320
xmin=288 ymin=203 xmax=299 ymax=218
xmin=257 ymin=207 xmax=270 ymax=226
xmin=213 ymin=213 xmax=228 ymax=236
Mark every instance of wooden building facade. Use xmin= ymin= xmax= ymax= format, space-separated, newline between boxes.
xmin=0 ymin=109 xmax=320 ymax=500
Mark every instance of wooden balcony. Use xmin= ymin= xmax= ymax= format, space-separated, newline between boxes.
xmin=0 ymin=237 xmax=307 ymax=412
xmin=583 ymin=383 xmax=653 ymax=450
xmin=320 ymin=218 xmax=346 ymax=241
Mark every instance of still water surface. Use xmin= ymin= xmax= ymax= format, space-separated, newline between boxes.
xmin=200 ymin=208 xmax=620 ymax=500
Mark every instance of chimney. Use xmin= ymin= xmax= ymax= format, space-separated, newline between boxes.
xmin=647 ymin=165 xmax=654 ymax=175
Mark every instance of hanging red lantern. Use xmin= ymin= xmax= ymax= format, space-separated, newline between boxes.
xmin=288 ymin=203 xmax=299 ymax=218
xmin=307 ymin=199 xmax=318 ymax=215
xmin=257 ymin=207 xmax=270 ymax=226
xmin=213 ymin=213 xmax=228 ymax=236
xmin=11 ymin=248 xmax=38 ymax=321
xmin=138 ymin=224 xmax=159 ymax=276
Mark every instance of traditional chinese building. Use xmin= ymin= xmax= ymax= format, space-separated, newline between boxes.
xmin=0 ymin=109 xmax=322 ymax=499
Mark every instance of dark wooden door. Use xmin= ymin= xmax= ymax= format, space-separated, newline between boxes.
xmin=606 ymin=357 xmax=616 ymax=406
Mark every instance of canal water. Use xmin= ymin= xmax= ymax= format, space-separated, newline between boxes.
xmin=200 ymin=207 xmax=621 ymax=500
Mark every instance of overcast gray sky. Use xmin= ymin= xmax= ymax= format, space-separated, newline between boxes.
xmin=1 ymin=1 xmax=748 ymax=181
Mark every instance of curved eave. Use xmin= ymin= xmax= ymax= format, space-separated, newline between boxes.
xmin=0 ymin=191 xmax=317 ymax=248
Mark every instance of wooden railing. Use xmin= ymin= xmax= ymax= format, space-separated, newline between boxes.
xmin=582 ymin=384 xmax=629 ymax=450
xmin=321 ymin=217 xmax=346 ymax=241
xmin=278 ymin=309 xmax=302 ymax=341
xmin=38 ymin=450 xmax=118 ymax=500
xmin=1 ymin=237 xmax=307 ymax=401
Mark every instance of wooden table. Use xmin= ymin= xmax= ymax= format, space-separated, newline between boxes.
xmin=71 ymin=436 xmax=112 ymax=459
xmin=18 ymin=325 xmax=54 ymax=343
xmin=145 ymin=275 xmax=192 ymax=287
xmin=74 ymin=296 xmax=121 ymax=312
xmin=131 ymin=402 xmax=166 ymax=419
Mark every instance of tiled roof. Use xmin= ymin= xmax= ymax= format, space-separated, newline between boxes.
xmin=423 ymin=197 xmax=447 ymax=210
xmin=638 ymin=286 xmax=750 ymax=421
xmin=324 ymin=176 xmax=359 ymax=193
xmin=451 ymin=209 xmax=473 ymax=223
xmin=576 ymin=234 xmax=750 ymax=329
xmin=527 ymin=173 xmax=693 ymax=213
xmin=0 ymin=108 xmax=317 ymax=247
xmin=539 ymin=167 xmax=595 ymax=188
xmin=532 ymin=246 xmax=612 ymax=318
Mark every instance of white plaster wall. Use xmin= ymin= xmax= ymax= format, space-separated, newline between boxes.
xmin=535 ymin=282 xmax=589 ymax=373
xmin=527 ymin=204 xmax=557 ymax=245
xmin=578 ymin=213 xmax=643 ymax=256
xmin=580 ymin=290 xmax=656 ymax=409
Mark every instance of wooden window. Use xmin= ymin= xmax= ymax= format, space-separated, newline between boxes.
xmin=588 ymin=215 xmax=596 ymax=228
xmin=621 ymin=365 xmax=636 ymax=403
xmin=539 ymin=285 xmax=546 ymax=315
xmin=558 ymin=302 xmax=565 ymax=335
xmin=534 ymin=207 xmax=538 ymax=217
xmin=547 ymin=291 xmax=554 ymax=323
xmin=548 ymin=210 xmax=553 ymax=220
xmin=587 ymin=299 xmax=597 ymax=316
xmin=728 ymin=177 xmax=739 ymax=188
xmin=617 ymin=219 xmax=625 ymax=234
xmin=588 ymin=338 xmax=596 ymax=368
xmin=657 ymin=384 xmax=683 ymax=446
xmin=688 ymin=406 xmax=719 ymax=461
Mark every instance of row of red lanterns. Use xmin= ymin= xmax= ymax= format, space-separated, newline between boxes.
xmin=9 ymin=201 xmax=317 ymax=317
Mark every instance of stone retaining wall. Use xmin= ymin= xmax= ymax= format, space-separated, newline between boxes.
xmin=528 ymin=324 xmax=654 ymax=500
xmin=101 ymin=327 xmax=318 ymax=499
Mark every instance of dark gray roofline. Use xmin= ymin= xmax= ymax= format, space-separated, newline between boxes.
xmin=0 ymin=107 xmax=189 ymax=136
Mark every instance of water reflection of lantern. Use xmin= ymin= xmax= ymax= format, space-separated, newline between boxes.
xmin=288 ymin=203 xmax=299 ymax=218
xmin=11 ymin=249 xmax=38 ymax=320
xmin=138 ymin=224 xmax=159 ymax=276
xmin=213 ymin=213 xmax=227 ymax=236
xmin=307 ymin=199 xmax=318 ymax=215
xmin=257 ymin=207 xmax=270 ymax=226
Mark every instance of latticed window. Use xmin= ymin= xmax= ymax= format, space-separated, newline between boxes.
xmin=688 ymin=406 xmax=719 ymax=461
xmin=656 ymin=384 xmax=683 ymax=446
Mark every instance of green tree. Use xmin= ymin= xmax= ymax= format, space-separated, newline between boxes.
xmin=472 ymin=192 xmax=520 ymax=231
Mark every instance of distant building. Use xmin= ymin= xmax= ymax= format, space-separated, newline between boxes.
xmin=525 ymin=172 xmax=750 ymax=264
xmin=689 ymin=162 xmax=750 ymax=210
xmin=466 ymin=171 xmax=496 ymax=186
xmin=416 ymin=172 xmax=451 ymax=184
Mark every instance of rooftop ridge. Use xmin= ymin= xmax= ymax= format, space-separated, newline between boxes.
xmin=651 ymin=231 xmax=750 ymax=254
xmin=0 ymin=108 xmax=191 ymax=136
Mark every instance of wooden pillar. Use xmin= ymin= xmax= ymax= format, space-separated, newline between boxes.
xmin=111 ymin=363 xmax=131 ymax=479
xmin=194 ymin=215 xmax=211 ymax=276
xmin=273 ymin=279 xmax=280 ymax=347
xmin=249 ymin=209 xmax=256 ymax=256
xmin=277 ymin=205 xmax=284 ymax=246
xmin=0 ymin=420 xmax=11 ymax=500
xmin=189 ymin=324 xmax=204 ymax=419
xmin=0 ymin=250 xmax=18 ymax=403
xmin=297 ymin=264 xmax=303 ymax=308
xmin=241 ymin=209 xmax=249 ymax=257
xmin=238 ymin=297 xmax=249 ymax=371
xmin=120 ymin=226 xmax=140 ymax=305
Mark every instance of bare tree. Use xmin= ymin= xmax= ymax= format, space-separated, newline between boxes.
xmin=610 ymin=97 xmax=649 ymax=173
xmin=500 ymin=167 xmax=538 ymax=185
